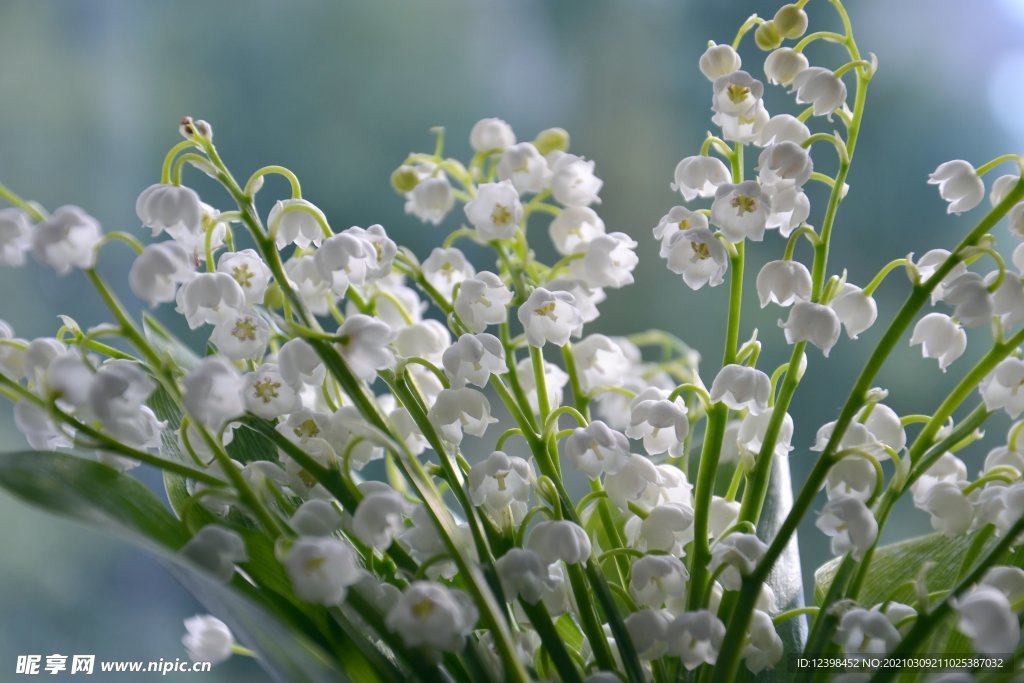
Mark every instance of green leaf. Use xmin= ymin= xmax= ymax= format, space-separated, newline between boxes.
xmin=814 ymin=531 xmax=986 ymax=607
xmin=0 ymin=449 xmax=188 ymax=549
xmin=0 ymin=450 xmax=346 ymax=683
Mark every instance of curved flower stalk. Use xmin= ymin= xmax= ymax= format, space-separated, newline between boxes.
xmin=1 ymin=1 xmax=1024 ymax=681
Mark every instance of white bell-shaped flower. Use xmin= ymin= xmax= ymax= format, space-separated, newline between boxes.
xmin=910 ymin=453 xmax=967 ymax=505
xmin=183 ymin=356 xmax=245 ymax=429
xmin=211 ymin=310 xmax=270 ymax=361
xmin=980 ymin=357 xmax=1024 ymax=418
xmin=764 ymin=47 xmax=808 ymax=86
xmin=780 ymin=301 xmax=842 ymax=356
xmin=269 ymin=198 xmax=327 ymax=249
xmin=550 ymin=206 xmax=605 ymax=256
xmin=913 ymin=249 xmax=968 ymax=302
xmin=572 ymin=334 xmax=630 ymax=391
xmin=667 ymin=611 xmax=726 ymax=670
xmin=626 ymin=609 xmax=672 ymax=660
xmin=289 ymin=499 xmax=342 ymax=537
xmin=711 ymin=71 xmax=764 ymax=118
xmin=442 ymin=333 xmax=505 ymax=388
xmin=14 ymin=400 xmax=72 ymax=451
xmin=429 ymin=387 xmax=497 ymax=444
xmin=283 ymin=255 xmax=330 ymax=316
xmin=550 ymin=153 xmax=603 ymax=207
xmin=738 ymin=410 xmax=794 ymax=459
xmin=180 ymin=525 xmax=248 ymax=583
xmin=826 ymin=455 xmax=878 ymax=502
xmin=88 ymin=360 xmax=164 ymax=450
xmin=182 ymin=615 xmax=234 ymax=665
xmin=630 ymin=554 xmax=688 ymax=608
xmin=392 ymin=319 xmax=450 ymax=365
xmin=527 ymin=520 xmax=592 ymax=565
xmin=744 ymin=610 xmax=784 ymax=674
xmin=136 ymin=183 xmax=203 ymax=239
xmin=928 ymin=160 xmax=984 ymax=215
xmin=757 ymin=260 xmax=811 ymax=307
xmin=628 ymin=502 xmax=695 ymax=555
xmin=277 ymin=338 xmax=326 ymax=389
xmin=709 ymin=532 xmax=768 ymax=590
xmin=217 ymin=249 xmax=271 ymax=306
xmin=564 ymin=420 xmax=631 ymax=479
xmin=285 ymin=536 xmax=362 ymax=605
xmin=422 ymin=247 xmax=475 ymax=299
xmin=981 ymin=566 xmax=1024 ymax=603
xmin=0 ymin=321 xmax=27 ymax=381
xmin=711 ymin=181 xmax=769 ymax=242
xmin=709 ymin=496 xmax=741 ymax=538
xmin=0 ymin=208 xmax=32 ymax=266
xmin=816 ymin=494 xmax=878 ymax=560
xmin=910 ymin=312 xmax=966 ymax=371
xmin=496 ymin=143 xmax=552 ymax=195
xmin=352 ymin=489 xmax=412 ymax=551
xmin=470 ymin=117 xmax=516 ymax=152
xmin=860 ymin=402 xmax=906 ymax=454
xmin=569 ymin=232 xmax=638 ymax=289
xmin=713 ymin=101 xmax=770 ymax=145
xmin=386 ymin=582 xmax=478 ymax=652
xmin=464 ymin=180 xmax=523 ymax=241
xmin=313 ymin=233 xmax=372 ymax=296
xmin=626 ymin=395 xmax=690 ymax=458
xmin=989 ymin=271 xmax=1024 ymax=328
xmin=343 ymin=224 xmax=395 ymax=281
xmin=990 ymin=174 xmax=1019 ymax=207
xmin=672 ymin=156 xmax=732 ymax=202
xmin=546 ymin=277 xmax=605 ymax=324
xmin=940 ymin=272 xmax=993 ymax=328
xmin=130 ymin=241 xmax=194 ymax=308
xmin=495 ymin=548 xmax=557 ymax=604
xmin=468 ymin=450 xmax=533 ymax=527
xmin=762 ymin=184 xmax=810 ymax=237
xmin=335 ymin=314 xmax=395 ymax=381
xmin=518 ymin=287 xmax=583 ymax=347
xmin=757 ymin=141 xmax=813 ymax=189
xmin=243 ymin=363 xmax=299 ymax=419
xmin=405 ymin=176 xmax=455 ymax=226
xmin=31 ymin=205 xmax=102 ymax=275
xmin=790 ymin=67 xmax=847 ymax=118
xmin=653 ymin=206 xmax=709 ymax=254
xmin=663 ymin=226 xmax=729 ymax=290
xmin=758 ymin=114 xmax=811 ymax=146
xmin=175 ymin=272 xmax=245 ymax=329
xmin=709 ymin=364 xmax=771 ymax=415
xmin=515 ymin=357 xmax=569 ymax=413
xmin=920 ymin=481 xmax=974 ymax=537
xmin=953 ymin=586 xmax=1021 ymax=656
xmin=699 ymin=43 xmax=741 ymax=81
xmin=831 ymin=283 xmax=878 ymax=339
xmin=834 ymin=608 xmax=901 ymax=656
xmin=453 ymin=271 xmax=513 ymax=333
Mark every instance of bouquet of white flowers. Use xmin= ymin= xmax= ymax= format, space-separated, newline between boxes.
xmin=1 ymin=1 xmax=1023 ymax=681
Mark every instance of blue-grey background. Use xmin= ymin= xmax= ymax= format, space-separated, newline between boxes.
xmin=1 ymin=1 xmax=1022 ymax=680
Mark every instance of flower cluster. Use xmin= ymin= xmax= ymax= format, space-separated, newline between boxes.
xmin=0 ymin=1 xmax=1023 ymax=682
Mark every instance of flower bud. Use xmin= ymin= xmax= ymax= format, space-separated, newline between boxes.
xmin=391 ymin=165 xmax=420 ymax=194
xmin=754 ymin=21 xmax=783 ymax=51
xmin=533 ymin=127 xmax=570 ymax=156
xmin=182 ymin=615 xmax=234 ymax=665
xmin=774 ymin=4 xmax=809 ymax=39
xmin=469 ymin=117 xmax=516 ymax=152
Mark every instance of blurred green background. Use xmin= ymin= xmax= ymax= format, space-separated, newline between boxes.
xmin=2 ymin=0 xmax=1023 ymax=680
